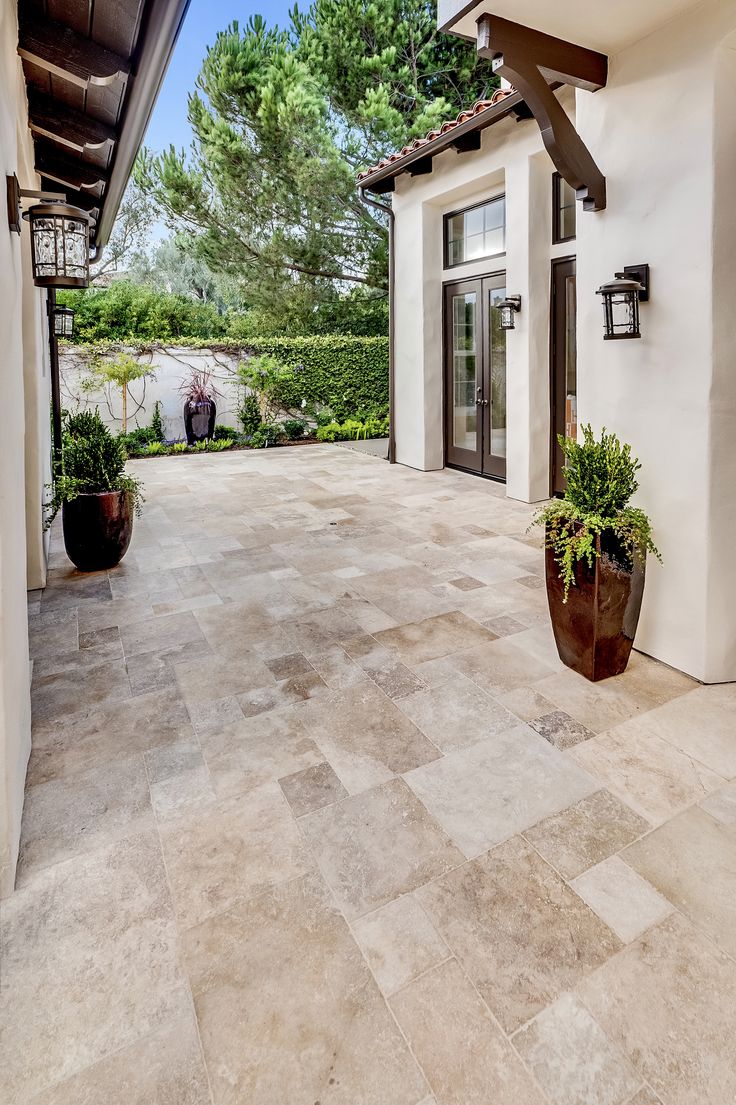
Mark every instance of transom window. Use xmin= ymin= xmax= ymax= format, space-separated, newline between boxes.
xmin=445 ymin=196 xmax=505 ymax=267
xmin=553 ymin=172 xmax=576 ymax=243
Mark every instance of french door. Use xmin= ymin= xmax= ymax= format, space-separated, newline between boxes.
xmin=550 ymin=257 xmax=577 ymax=495
xmin=443 ymin=274 xmax=507 ymax=480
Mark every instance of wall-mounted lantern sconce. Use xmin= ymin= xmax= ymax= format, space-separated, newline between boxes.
xmin=596 ymin=265 xmax=649 ymax=340
xmin=496 ymin=294 xmax=522 ymax=331
xmin=51 ymin=304 xmax=75 ymax=339
xmin=7 ymin=174 xmax=93 ymax=288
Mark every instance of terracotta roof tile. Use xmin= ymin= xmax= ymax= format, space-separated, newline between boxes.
xmin=357 ymin=88 xmax=515 ymax=181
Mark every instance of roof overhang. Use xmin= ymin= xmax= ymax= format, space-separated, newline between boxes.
xmin=358 ymin=89 xmax=528 ymax=194
xmin=438 ymin=0 xmax=704 ymax=55
xmin=18 ymin=0 xmax=190 ymax=248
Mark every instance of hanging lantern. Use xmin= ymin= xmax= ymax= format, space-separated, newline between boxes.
xmin=596 ymin=270 xmax=647 ymax=340
xmin=51 ymin=304 xmax=75 ymax=339
xmin=496 ymin=294 xmax=522 ymax=331
xmin=25 ymin=203 xmax=92 ymax=288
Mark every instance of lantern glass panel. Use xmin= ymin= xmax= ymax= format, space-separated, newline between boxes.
xmin=28 ymin=205 xmax=91 ymax=288
xmin=499 ymin=304 xmax=515 ymax=330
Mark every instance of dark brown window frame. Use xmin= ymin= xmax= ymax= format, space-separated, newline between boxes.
xmin=443 ymin=194 xmax=506 ymax=270
xmin=552 ymin=171 xmax=576 ymax=244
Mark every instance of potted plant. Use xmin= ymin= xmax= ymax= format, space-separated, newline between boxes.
xmin=46 ymin=411 xmax=143 ymax=572
xmin=180 ymin=368 xmax=221 ymax=444
xmin=531 ymin=425 xmax=660 ymax=682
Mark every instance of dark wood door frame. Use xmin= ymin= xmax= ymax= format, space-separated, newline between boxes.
xmin=550 ymin=255 xmax=577 ymax=496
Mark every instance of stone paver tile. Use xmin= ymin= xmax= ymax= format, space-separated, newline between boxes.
xmin=30 ymin=1014 xmax=210 ymax=1105
xmin=373 ymin=610 xmax=496 ymax=665
xmin=572 ymin=856 xmax=673 ymax=943
xmin=200 ymin=709 xmax=323 ymax=799
xmin=119 ymin=611 xmax=207 ymax=659
xmin=494 ymin=684 xmax=557 ymax=721
xmin=183 ymin=872 xmax=427 ymax=1105
xmin=699 ymin=781 xmax=736 ymax=824
xmin=0 ymin=832 xmax=189 ymax=1104
xmin=568 ymin=725 xmax=723 ymax=825
xmin=405 ymin=723 xmax=596 ymax=858
xmin=308 ymin=646 xmax=370 ymax=690
xmin=524 ymin=788 xmax=650 ymax=880
xmin=31 ymin=657 xmax=131 ymax=723
xmin=395 ymin=674 xmax=519 ymax=754
xmin=78 ymin=624 xmax=122 ymax=653
xmin=185 ymin=694 xmax=244 ymax=733
xmin=614 ymin=683 xmax=736 ymax=778
xmin=389 ymin=958 xmax=546 ymax=1105
xmin=76 ymin=596 xmax=156 ymax=633
xmin=450 ymin=636 xmax=556 ymax=696
xmin=264 ymin=651 xmax=314 ymax=680
xmin=300 ymin=778 xmax=463 ymax=920
xmin=40 ymin=570 xmax=112 ymax=611
xmin=300 ymin=681 xmax=441 ymax=794
xmin=625 ymin=1089 xmax=664 ymax=1105
xmin=481 ymin=614 xmax=527 ymax=637
xmin=352 ymin=894 xmax=448 ymax=996
xmin=237 ymin=669 xmax=331 ymax=716
xmin=512 ymin=992 xmax=640 ymax=1105
xmin=279 ymin=760 xmax=348 ymax=817
xmin=173 ymin=650 xmax=275 ymax=707
xmin=17 ymin=755 xmax=154 ymax=884
xmin=28 ymin=687 xmax=193 ymax=785
xmin=417 ymin=836 xmax=620 ymax=1033
xmin=623 ymin=805 xmax=736 ymax=957
xmin=145 ymin=738 xmax=215 ymax=821
xmin=285 ymin=606 xmax=365 ymax=657
xmin=159 ymin=783 xmax=312 ymax=930
xmin=28 ymin=609 xmax=78 ymax=659
xmin=529 ymin=709 xmax=595 ymax=750
xmin=448 ymin=575 xmax=485 ymax=591
xmin=577 ymin=913 xmax=736 ymax=1105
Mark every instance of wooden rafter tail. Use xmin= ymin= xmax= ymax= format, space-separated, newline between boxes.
xmin=477 ymin=14 xmax=607 ymax=212
xmin=18 ymin=16 xmax=130 ymax=90
xmin=29 ymin=93 xmax=117 ymax=156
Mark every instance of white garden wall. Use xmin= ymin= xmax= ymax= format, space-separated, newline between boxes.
xmin=59 ymin=346 xmax=246 ymax=440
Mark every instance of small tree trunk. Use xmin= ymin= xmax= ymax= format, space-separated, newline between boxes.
xmin=122 ymin=385 xmax=128 ymax=434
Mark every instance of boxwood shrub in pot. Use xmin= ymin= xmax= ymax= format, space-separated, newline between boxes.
xmin=46 ymin=411 xmax=143 ymax=572
xmin=531 ymin=425 xmax=660 ymax=682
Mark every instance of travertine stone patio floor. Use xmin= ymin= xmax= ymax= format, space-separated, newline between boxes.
xmin=3 ymin=445 xmax=736 ymax=1104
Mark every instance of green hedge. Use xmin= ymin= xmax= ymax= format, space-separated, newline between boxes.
xmin=246 ymin=336 xmax=388 ymax=420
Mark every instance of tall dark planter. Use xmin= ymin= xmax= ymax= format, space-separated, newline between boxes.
xmin=184 ymin=400 xmax=216 ymax=445
xmin=62 ymin=490 xmax=133 ymax=572
xmin=545 ymin=527 xmax=646 ymax=682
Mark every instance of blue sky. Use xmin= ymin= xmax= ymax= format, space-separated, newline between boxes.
xmin=144 ymin=0 xmax=295 ymax=155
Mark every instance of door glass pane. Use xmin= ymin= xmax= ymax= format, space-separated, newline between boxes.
xmin=452 ymin=292 xmax=477 ymax=450
xmin=565 ymin=276 xmax=577 ymax=440
xmin=489 ymin=286 xmax=507 ymax=458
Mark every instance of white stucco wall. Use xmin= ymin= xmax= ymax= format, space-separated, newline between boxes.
xmin=0 ymin=0 xmax=51 ymax=896
xmin=393 ymin=0 xmax=736 ymax=682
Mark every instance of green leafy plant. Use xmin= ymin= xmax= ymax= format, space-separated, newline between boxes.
xmin=213 ymin=423 xmax=237 ymax=440
xmin=150 ymin=400 xmax=165 ymax=442
xmin=146 ymin=442 xmax=166 ymax=456
xmin=531 ymin=425 xmax=660 ymax=600
xmin=282 ymin=419 xmax=306 ymax=441
xmin=316 ymin=421 xmax=343 ymax=443
xmin=46 ymin=410 xmax=142 ymax=528
xmin=172 ymin=441 xmax=189 ymax=453
xmin=238 ymin=393 xmax=262 ymax=437
xmin=205 ymin=438 xmax=233 ymax=451
xmin=192 ymin=440 xmax=208 ymax=452
xmin=82 ymin=352 xmax=154 ymax=434
xmin=250 ymin=423 xmax=285 ymax=449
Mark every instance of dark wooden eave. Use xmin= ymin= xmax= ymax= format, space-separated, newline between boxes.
xmin=17 ymin=0 xmax=190 ymax=247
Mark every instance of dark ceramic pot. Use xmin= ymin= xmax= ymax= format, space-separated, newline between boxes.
xmin=545 ymin=526 xmax=645 ymax=682
xmin=62 ymin=490 xmax=133 ymax=572
xmin=183 ymin=400 xmax=216 ymax=444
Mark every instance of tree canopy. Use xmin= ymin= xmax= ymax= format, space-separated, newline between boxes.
xmin=139 ymin=1 xmax=496 ymax=322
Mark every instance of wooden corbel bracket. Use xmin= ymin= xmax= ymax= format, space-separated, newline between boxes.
xmin=477 ymin=15 xmax=608 ymax=212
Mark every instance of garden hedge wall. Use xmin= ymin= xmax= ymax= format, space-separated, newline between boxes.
xmin=247 ymin=336 xmax=388 ymax=419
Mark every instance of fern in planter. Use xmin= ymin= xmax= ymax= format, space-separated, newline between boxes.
xmin=531 ymin=425 xmax=660 ymax=600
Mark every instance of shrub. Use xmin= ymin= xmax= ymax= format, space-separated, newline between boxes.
xmin=57 ymin=281 xmax=227 ymax=343
xmin=282 ymin=419 xmax=306 ymax=441
xmin=172 ymin=441 xmax=189 ymax=453
xmin=46 ymin=410 xmax=142 ymax=527
xmin=192 ymin=440 xmax=207 ymax=452
xmin=118 ymin=425 xmax=158 ymax=456
xmin=316 ymin=421 xmax=343 ymax=443
xmin=150 ymin=400 xmax=165 ymax=442
xmin=531 ymin=425 xmax=660 ymax=600
xmin=339 ymin=418 xmax=364 ymax=440
xmin=213 ymin=423 xmax=237 ymax=440
xmin=146 ymin=442 xmax=166 ymax=456
xmin=237 ymin=393 xmax=262 ymax=436
xmin=206 ymin=438 xmax=233 ymax=451
xmin=250 ymin=423 xmax=285 ymax=448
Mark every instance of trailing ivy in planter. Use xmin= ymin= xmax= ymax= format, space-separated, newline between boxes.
xmin=45 ymin=411 xmax=143 ymax=572
xmin=531 ymin=425 xmax=660 ymax=682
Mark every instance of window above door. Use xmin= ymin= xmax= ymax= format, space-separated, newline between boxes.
xmin=552 ymin=172 xmax=577 ymax=244
xmin=445 ymin=196 xmax=505 ymax=268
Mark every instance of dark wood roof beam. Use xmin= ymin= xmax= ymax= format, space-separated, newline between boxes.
xmin=18 ymin=16 xmax=130 ymax=90
xmin=451 ymin=131 xmax=482 ymax=153
xmin=477 ymin=15 xmax=607 ymax=211
xmin=35 ymin=144 xmax=108 ymax=197
xmin=408 ymin=157 xmax=433 ymax=177
xmin=29 ymin=93 xmax=117 ymax=154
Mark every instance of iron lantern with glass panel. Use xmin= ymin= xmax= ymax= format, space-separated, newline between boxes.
xmin=495 ymin=294 xmax=521 ymax=331
xmin=24 ymin=203 xmax=92 ymax=288
xmin=51 ymin=305 xmax=75 ymax=339
xmin=596 ymin=272 xmax=645 ymax=340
